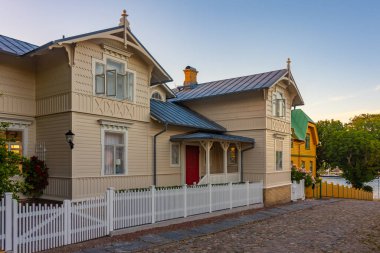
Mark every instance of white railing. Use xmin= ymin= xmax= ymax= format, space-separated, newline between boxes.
xmin=291 ymin=179 xmax=305 ymax=201
xmin=198 ymin=172 xmax=240 ymax=185
xmin=2 ymin=181 xmax=263 ymax=253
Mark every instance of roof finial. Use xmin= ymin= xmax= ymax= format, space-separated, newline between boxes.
xmin=119 ymin=9 xmax=130 ymax=29
xmin=287 ymin=57 xmax=291 ymax=72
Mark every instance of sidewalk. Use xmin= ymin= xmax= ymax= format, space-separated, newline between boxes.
xmin=71 ymin=199 xmax=340 ymax=253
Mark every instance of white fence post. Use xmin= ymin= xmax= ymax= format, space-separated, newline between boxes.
xmin=151 ymin=185 xmax=156 ymax=223
xmin=63 ymin=200 xmax=71 ymax=245
xmin=183 ymin=184 xmax=187 ymax=218
xmin=229 ymin=182 xmax=233 ymax=209
xmin=4 ymin=193 xmax=12 ymax=252
xmin=246 ymin=181 xmax=250 ymax=206
xmin=209 ymin=183 xmax=212 ymax=213
xmin=107 ymin=187 xmax=115 ymax=233
xmin=12 ymin=199 xmax=17 ymax=253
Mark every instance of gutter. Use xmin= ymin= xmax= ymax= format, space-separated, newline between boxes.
xmin=241 ymin=143 xmax=255 ymax=182
xmin=153 ymin=123 xmax=168 ymax=185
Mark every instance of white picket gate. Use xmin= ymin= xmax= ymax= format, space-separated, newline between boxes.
xmin=291 ymin=179 xmax=305 ymax=201
xmin=70 ymin=196 xmax=108 ymax=244
xmin=2 ymin=181 xmax=263 ymax=253
xmin=13 ymin=202 xmax=65 ymax=253
xmin=0 ymin=197 xmax=5 ymax=251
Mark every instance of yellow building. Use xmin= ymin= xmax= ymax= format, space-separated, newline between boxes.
xmin=291 ymin=109 xmax=319 ymax=177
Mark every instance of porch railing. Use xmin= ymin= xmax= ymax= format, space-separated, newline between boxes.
xmin=199 ymin=172 xmax=240 ymax=185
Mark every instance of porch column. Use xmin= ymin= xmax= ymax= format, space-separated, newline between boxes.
xmin=220 ymin=142 xmax=230 ymax=181
xmin=201 ymin=141 xmax=213 ymax=184
xmin=237 ymin=143 xmax=242 ymax=182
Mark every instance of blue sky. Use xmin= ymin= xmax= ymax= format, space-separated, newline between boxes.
xmin=1 ymin=0 xmax=379 ymax=122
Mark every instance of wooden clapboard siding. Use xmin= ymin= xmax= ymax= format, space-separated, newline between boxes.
xmin=35 ymin=48 xmax=71 ymax=100
xmin=183 ymin=91 xmax=266 ymax=130
xmin=36 ymin=112 xmax=72 ymax=178
xmin=0 ymin=53 xmax=35 ymax=117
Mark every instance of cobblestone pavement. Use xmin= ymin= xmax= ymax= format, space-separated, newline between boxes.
xmin=76 ymin=199 xmax=380 ymax=253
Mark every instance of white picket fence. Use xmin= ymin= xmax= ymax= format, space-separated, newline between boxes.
xmin=0 ymin=196 xmax=5 ymax=250
xmin=291 ymin=179 xmax=305 ymax=201
xmin=1 ymin=181 xmax=263 ymax=253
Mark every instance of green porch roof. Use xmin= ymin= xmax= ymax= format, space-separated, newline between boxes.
xmin=291 ymin=109 xmax=314 ymax=141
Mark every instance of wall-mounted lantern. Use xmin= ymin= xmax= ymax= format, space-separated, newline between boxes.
xmin=65 ymin=130 xmax=75 ymax=149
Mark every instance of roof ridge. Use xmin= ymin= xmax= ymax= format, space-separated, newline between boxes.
xmin=174 ymin=68 xmax=287 ymax=91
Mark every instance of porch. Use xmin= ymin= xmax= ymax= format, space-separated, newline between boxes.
xmin=170 ymin=132 xmax=255 ymax=185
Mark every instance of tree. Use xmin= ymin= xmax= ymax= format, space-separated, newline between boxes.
xmin=0 ymin=123 xmax=24 ymax=197
xmin=316 ymin=120 xmax=344 ymax=170
xmin=316 ymin=115 xmax=380 ymax=188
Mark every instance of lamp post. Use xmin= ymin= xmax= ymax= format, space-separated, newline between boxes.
xmin=65 ymin=130 xmax=75 ymax=149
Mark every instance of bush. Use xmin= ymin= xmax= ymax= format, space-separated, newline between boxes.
xmin=291 ymin=167 xmax=305 ymax=183
xmin=22 ymin=156 xmax=49 ymax=198
xmin=0 ymin=122 xmax=24 ymax=198
xmin=362 ymin=185 xmax=373 ymax=192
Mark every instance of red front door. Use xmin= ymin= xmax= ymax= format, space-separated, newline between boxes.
xmin=186 ymin=145 xmax=200 ymax=185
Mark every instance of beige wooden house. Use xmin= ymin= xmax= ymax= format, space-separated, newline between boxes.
xmin=0 ymin=11 xmax=303 ymax=205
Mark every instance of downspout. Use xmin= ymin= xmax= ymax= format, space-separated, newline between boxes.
xmin=241 ymin=143 xmax=255 ymax=182
xmin=153 ymin=123 xmax=168 ymax=186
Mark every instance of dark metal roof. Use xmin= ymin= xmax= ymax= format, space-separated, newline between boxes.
xmin=170 ymin=69 xmax=288 ymax=102
xmin=170 ymin=132 xmax=255 ymax=143
xmin=150 ymin=99 xmax=225 ymax=132
xmin=0 ymin=35 xmax=38 ymax=55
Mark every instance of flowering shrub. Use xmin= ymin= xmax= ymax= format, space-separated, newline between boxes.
xmin=22 ymin=156 xmax=49 ymax=198
xmin=291 ymin=166 xmax=317 ymax=187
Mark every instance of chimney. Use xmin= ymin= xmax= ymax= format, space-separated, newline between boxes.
xmin=183 ymin=66 xmax=198 ymax=86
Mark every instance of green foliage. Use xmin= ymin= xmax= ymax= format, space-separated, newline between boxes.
xmin=362 ymin=185 xmax=373 ymax=192
xmin=0 ymin=122 xmax=24 ymax=198
xmin=291 ymin=167 xmax=315 ymax=187
xmin=22 ymin=156 xmax=49 ymax=198
xmin=316 ymin=114 xmax=380 ymax=188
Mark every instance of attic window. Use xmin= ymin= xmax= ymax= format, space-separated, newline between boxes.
xmin=272 ymin=92 xmax=285 ymax=117
xmin=95 ymin=59 xmax=134 ymax=101
xmin=151 ymin=92 xmax=163 ymax=101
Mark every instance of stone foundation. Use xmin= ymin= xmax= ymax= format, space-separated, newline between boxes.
xmin=263 ymin=184 xmax=291 ymax=206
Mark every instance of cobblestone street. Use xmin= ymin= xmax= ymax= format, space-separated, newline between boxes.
xmin=144 ymin=200 xmax=380 ymax=253
xmin=53 ymin=199 xmax=380 ymax=253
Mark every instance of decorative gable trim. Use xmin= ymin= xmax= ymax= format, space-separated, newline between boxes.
xmin=102 ymin=44 xmax=133 ymax=60
xmin=98 ymin=119 xmax=133 ymax=130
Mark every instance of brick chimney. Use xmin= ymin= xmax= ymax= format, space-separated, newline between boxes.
xmin=183 ymin=66 xmax=198 ymax=86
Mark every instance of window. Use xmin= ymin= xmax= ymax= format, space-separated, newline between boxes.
xmin=151 ymin=92 xmax=163 ymax=101
xmin=301 ymin=161 xmax=305 ymax=169
xmin=309 ymin=161 xmax=313 ymax=173
xmin=272 ymin=92 xmax=285 ymax=117
xmin=95 ymin=59 xmax=134 ymax=101
xmin=3 ymin=130 xmax=23 ymax=155
xmin=104 ymin=132 xmax=126 ymax=175
xmin=275 ymin=140 xmax=283 ymax=171
xmin=170 ymin=143 xmax=180 ymax=166
xmin=228 ymin=145 xmax=237 ymax=165
xmin=305 ymin=134 xmax=310 ymax=150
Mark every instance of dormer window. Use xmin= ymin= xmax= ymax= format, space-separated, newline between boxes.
xmin=95 ymin=58 xmax=134 ymax=101
xmin=151 ymin=91 xmax=163 ymax=101
xmin=272 ymin=92 xmax=285 ymax=117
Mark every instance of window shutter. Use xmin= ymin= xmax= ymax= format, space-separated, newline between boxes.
xmin=106 ymin=70 xmax=117 ymax=96
xmin=95 ymin=63 xmax=105 ymax=94
xmin=126 ymin=72 xmax=134 ymax=101
xmin=116 ymin=73 xmax=125 ymax=99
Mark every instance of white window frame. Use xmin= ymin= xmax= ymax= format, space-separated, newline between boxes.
xmin=170 ymin=142 xmax=181 ymax=167
xmin=92 ymin=55 xmax=136 ymax=103
xmin=272 ymin=92 xmax=286 ymax=118
xmin=100 ymin=121 xmax=129 ymax=176
xmin=151 ymin=91 xmax=163 ymax=101
xmin=0 ymin=119 xmax=31 ymax=157
xmin=274 ymin=139 xmax=284 ymax=171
